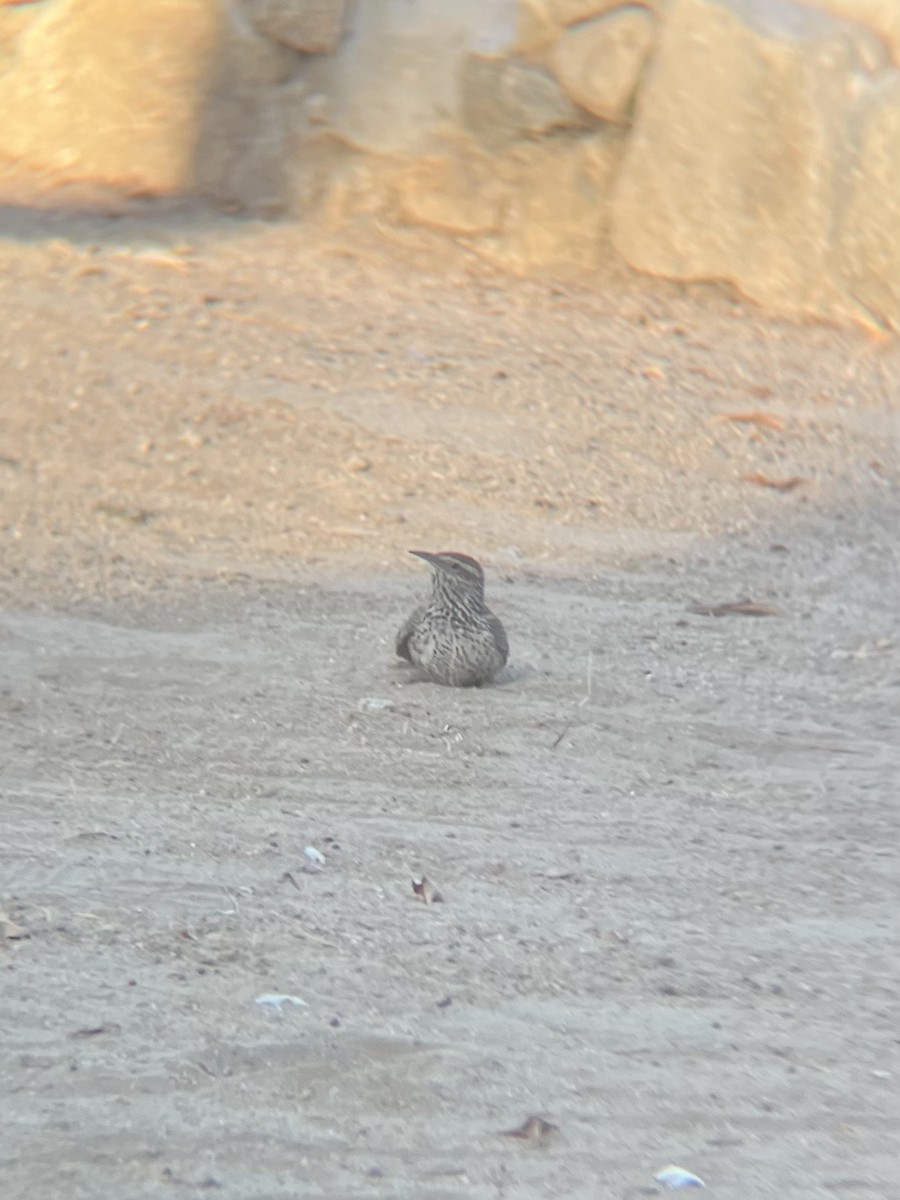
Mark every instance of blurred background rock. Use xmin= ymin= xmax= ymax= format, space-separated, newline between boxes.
xmin=1 ymin=0 xmax=897 ymax=329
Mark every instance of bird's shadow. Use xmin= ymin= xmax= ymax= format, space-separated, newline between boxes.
xmin=390 ymin=660 xmax=530 ymax=689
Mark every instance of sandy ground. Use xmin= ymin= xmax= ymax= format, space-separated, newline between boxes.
xmin=1 ymin=208 xmax=898 ymax=1200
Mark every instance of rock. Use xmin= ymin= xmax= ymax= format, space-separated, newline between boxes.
xmin=192 ymin=4 xmax=303 ymax=214
xmin=0 ymin=0 xmax=221 ymax=198
xmin=243 ymin=0 xmax=347 ymax=54
xmin=492 ymin=132 xmax=626 ymax=267
xmin=221 ymin=6 xmax=298 ymax=87
xmin=551 ymin=7 xmax=656 ymax=122
xmin=392 ymin=149 xmax=506 ymax=235
xmin=611 ymin=0 xmax=889 ymax=319
xmin=517 ymin=0 xmax=666 ymax=52
xmin=0 ymin=4 xmax=40 ymax=71
xmin=333 ymin=125 xmax=625 ymax=269
xmin=795 ymin=0 xmax=900 ymax=62
xmin=296 ymin=151 xmax=389 ymax=225
xmin=195 ymin=90 xmax=289 ymax=216
xmin=327 ymin=0 xmax=522 ymax=155
xmin=460 ymin=56 xmax=591 ymax=149
xmin=539 ymin=0 xmax=626 ymax=21
xmin=303 ymin=92 xmax=332 ymax=126
xmin=837 ymin=73 xmax=900 ymax=329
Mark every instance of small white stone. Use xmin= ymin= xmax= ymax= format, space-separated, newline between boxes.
xmin=255 ymin=993 xmax=306 ymax=1013
xmin=655 ymin=1165 xmax=705 ymax=1189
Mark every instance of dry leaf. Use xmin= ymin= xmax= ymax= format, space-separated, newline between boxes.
xmin=688 ymin=598 xmax=782 ymax=618
xmin=500 ymin=1114 xmax=558 ymax=1142
xmin=742 ymin=472 xmax=806 ymax=491
xmin=715 ymin=410 xmax=786 ymax=431
xmin=412 ymin=876 xmax=443 ymax=905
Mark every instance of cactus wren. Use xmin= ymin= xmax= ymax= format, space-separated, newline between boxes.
xmin=396 ymin=550 xmax=509 ymax=687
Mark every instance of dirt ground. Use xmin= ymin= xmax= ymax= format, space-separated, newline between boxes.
xmin=1 ymin=207 xmax=898 ymax=1200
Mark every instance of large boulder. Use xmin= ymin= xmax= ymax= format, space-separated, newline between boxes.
xmin=0 ymin=0 xmax=221 ymax=197
xmin=327 ymin=0 xmax=522 ymax=155
xmin=837 ymin=72 xmax=900 ymax=328
xmin=193 ymin=5 xmax=300 ymax=215
xmin=611 ymin=0 xmax=892 ymax=320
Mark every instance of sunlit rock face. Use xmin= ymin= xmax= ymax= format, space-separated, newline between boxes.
xmin=610 ymin=0 xmax=900 ymax=326
xmin=1 ymin=0 xmax=899 ymax=327
xmin=0 ymin=0 xmax=222 ymax=200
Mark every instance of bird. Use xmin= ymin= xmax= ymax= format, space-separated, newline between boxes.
xmin=396 ymin=550 xmax=509 ymax=687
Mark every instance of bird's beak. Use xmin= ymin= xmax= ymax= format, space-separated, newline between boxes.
xmin=409 ymin=549 xmax=440 ymax=568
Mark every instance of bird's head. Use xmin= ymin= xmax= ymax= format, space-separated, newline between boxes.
xmin=409 ymin=550 xmax=486 ymax=598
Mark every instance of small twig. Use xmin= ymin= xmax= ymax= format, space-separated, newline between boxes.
xmin=742 ymin=472 xmax=806 ymax=491
xmin=713 ymin=410 xmax=786 ymax=431
xmin=214 ymin=310 xmax=307 ymax=335
xmin=577 ymin=649 xmax=593 ymax=707
xmin=551 ymin=723 xmax=571 ymax=751
xmin=281 ymin=913 xmax=339 ymax=948
xmin=688 ymin=598 xmax=782 ymax=618
xmin=290 ymin=926 xmax=339 ymax=949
